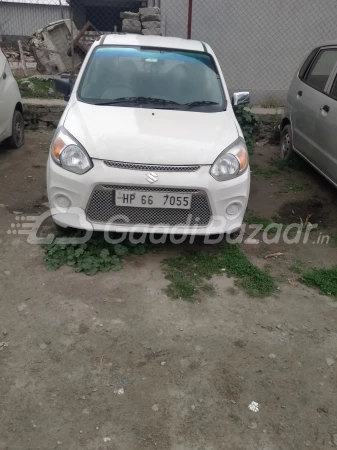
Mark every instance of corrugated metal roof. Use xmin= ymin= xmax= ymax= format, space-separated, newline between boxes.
xmin=0 ymin=0 xmax=69 ymax=5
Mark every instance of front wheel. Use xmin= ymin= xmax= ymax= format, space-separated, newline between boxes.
xmin=279 ymin=124 xmax=293 ymax=160
xmin=8 ymin=110 xmax=25 ymax=149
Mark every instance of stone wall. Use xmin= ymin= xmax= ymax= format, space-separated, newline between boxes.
xmin=121 ymin=7 xmax=162 ymax=36
xmin=23 ymin=102 xmax=66 ymax=129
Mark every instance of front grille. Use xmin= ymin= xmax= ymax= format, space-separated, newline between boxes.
xmin=87 ymin=185 xmax=212 ymax=227
xmin=102 ymin=185 xmax=199 ymax=193
xmin=104 ymin=161 xmax=201 ymax=172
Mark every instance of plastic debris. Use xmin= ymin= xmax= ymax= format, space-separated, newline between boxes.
xmin=103 ymin=437 xmax=111 ymax=443
xmin=0 ymin=342 xmax=9 ymax=350
xmin=248 ymin=401 xmax=259 ymax=412
xmin=114 ymin=388 xmax=124 ymax=395
xmin=245 ymin=238 xmax=260 ymax=245
xmin=326 ymin=358 xmax=335 ymax=367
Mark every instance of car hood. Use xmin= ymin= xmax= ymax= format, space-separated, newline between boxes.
xmin=64 ymin=101 xmax=239 ymax=165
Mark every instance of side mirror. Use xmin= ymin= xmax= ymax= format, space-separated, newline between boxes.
xmin=55 ymin=78 xmax=72 ymax=102
xmin=232 ymin=92 xmax=250 ymax=106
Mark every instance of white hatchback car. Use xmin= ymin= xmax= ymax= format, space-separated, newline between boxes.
xmin=0 ymin=49 xmax=24 ymax=148
xmin=49 ymin=35 xmax=250 ymax=235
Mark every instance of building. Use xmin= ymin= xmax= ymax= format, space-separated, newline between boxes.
xmin=0 ymin=0 xmax=70 ymax=45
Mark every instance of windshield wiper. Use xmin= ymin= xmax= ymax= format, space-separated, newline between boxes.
xmin=136 ymin=97 xmax=181 ymax=106
xmin=184 ymin=100 xmax=220 ymax=109
xmin=93 ymin=97 xmax=182 ymax=107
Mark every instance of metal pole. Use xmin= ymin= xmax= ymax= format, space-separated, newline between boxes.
xmin=70 ymin=8 xmax=75 ymax=80
xmin=187 ymin=0 xmax=193 ymax=39
xmin=59 ymin=0 xmax=65 ymax=20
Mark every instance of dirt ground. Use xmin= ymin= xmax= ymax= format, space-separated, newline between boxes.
xmin=1 ymin=130 xmax=337 ymax=450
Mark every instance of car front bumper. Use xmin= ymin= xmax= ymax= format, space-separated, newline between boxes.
xmin=47 ymin=158 xmax=250 ymax=235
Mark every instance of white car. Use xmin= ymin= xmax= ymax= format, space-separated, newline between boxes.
xmin=49 ymin=35 xmax=250 ymax=235
xmin=0 ymin=49 xmax=24 ymax=148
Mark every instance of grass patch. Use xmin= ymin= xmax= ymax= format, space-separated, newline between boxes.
xmin=284 ymin=183 xmax=305 ymax=193
xmin=245 ymin=213 xmax=285 ymax=236
xmin=44 ymin=232 xmax=150 ymax=276
xmin=163 ymin=244 xmax=276 ymax=301
xmin=270 ymin=157 xmax=306 ymax=172
xmin=16 ymin=77 xmax=63 ymax=99
xmin=289 ymin=260 xmax=307 ymax=275
xmin=330 ymin=234 xmax=337 ymax=248
xmin=250 ymin=163 xmax=280 ymax=179
xmin=251 ymin=155 xmax=306 ymax=179
xmin=245 ymin=214 xmax=272 ymax=230
xmin=302 ymin=266 xmax=337 ymax=297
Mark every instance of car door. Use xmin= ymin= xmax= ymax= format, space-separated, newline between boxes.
xmin=313 ymin=68 xmax=337 ymax=185
xmin=0 ymin=50 xmax=8 ymax=138
xmin=291 ymin=47 xmax=337 ymax=164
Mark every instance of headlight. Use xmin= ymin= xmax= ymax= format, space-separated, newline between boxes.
xmin=50 ymin=126 xmax=93 ymax=175
xmin=210 ymin=137 xmax=248 ymax=181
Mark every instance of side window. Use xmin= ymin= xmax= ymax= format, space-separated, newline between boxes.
xmin=305 ymin=49 xmax=337 ymax=92
xmin=299 ymin=48 xmax=319 ymax=80
xmin=330 ymin=75 xmax=337 ymax=100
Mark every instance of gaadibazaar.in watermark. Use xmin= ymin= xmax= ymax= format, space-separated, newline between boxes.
xmin=7 ymin=206 xmax=330 ymax=246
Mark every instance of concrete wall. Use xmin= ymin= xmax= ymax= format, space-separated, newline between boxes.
xmin=161 ymin=0 xmax=337 ymax=104
xmin=0 ymin=2 xmax=70 ymax=38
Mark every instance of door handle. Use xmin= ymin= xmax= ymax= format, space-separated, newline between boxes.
xmin=297 ymin=90 xmax=303 ymax=97
xmin=2 ymin=72 xmax=6 ymax=80
xmin=320 ymin=105 xmax=330 ymax=113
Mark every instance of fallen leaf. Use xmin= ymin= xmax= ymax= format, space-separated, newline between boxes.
xmin=264 ymin=252 xmax=285 ymax=259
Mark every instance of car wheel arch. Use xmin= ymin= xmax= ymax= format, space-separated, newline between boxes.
xmin=15 ymin=102 xmax=24 ymax=115
xmin=280 ymin=117 xmax=291 ymax=131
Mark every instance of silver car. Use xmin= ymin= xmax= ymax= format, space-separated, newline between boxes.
xmin=280 ymin=42 xmax=337 ymax=187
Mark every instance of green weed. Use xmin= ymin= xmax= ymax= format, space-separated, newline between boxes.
xmin=245 ymin=214 xmax=272 ymax=230
xmin=163 ymin=244 xmax=276 ymax=301
xmin=302 ymin=267 xmax=337 ymax=297
xmin=284 ymin=183 xmax=305 ymax=193
xmin=43 ymin=232 xmax=150 ymax=276
xmin=250 ymin=163 xmax=280 ymax=179
xmin=234 ymin=106 xmax=260 ymax=155
xmin=289 ymin=260 xmax=307 ymax=275
xmin=17 ymin=77 xmax=63 ymax=99
xmin=251 ymin=155 xmax=306 ymax=179
xmin=330 ymin=234 xmax=337 ymax=248
xmin=270 ymin=157 xmax=306 ymax=172
xmin=245 ymin=214 xmax=285 ymax=236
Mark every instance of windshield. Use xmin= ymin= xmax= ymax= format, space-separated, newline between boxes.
xmin=78 ymin=46 xmax=226 ymax=112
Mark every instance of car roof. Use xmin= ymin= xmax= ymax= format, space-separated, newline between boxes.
xmin=102 ymin=34 xmax=205 ymax=52
xmin=315 ymin=41 xmax=337 ymax=48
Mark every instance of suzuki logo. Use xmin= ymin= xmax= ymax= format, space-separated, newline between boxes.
xmin=146 ymin=172 xmax=158 ymax=184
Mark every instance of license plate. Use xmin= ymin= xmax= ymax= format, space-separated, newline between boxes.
xmin=115 ymin=190 xmax=192 ymax=209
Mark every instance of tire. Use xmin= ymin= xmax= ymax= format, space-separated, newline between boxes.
xmin=279 ymin=124 xmax=293 ymax=161
xmin=8 ymin=110 xmax=24 ymax=149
